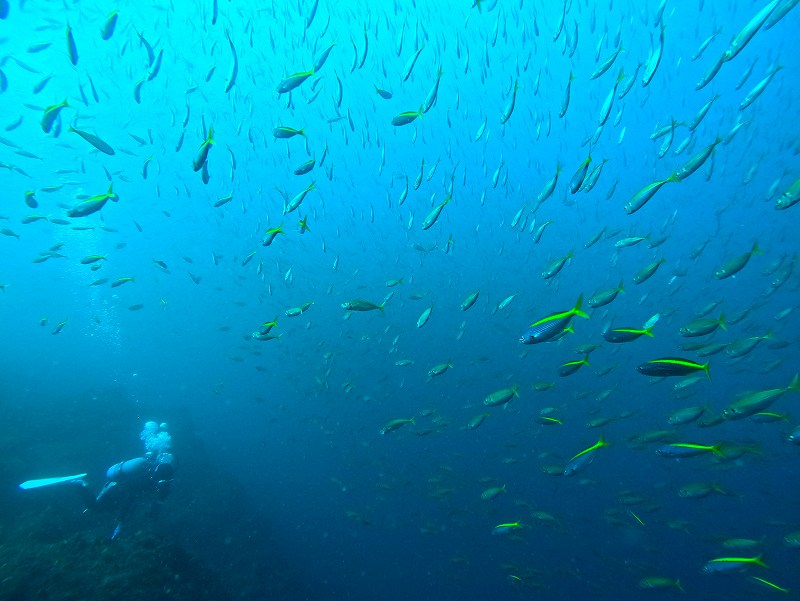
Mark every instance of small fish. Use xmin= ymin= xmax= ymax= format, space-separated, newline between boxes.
xmin=637 ymin=357 xmax=710 ymax=378
xmin=192 ymin=126 xmax=214 ymax=172
xmin=66 ymin=24 xmax=78 ymax=65
xmin=483 ymin=385 xmax=519 ymax=407
xmin=427 ymin=361 xmax=453 ymax=377
xmin=261 ymin=224 xmax=284 ymax=246
xmin=480 ymin=485 xmax=506 ymax=501
xmin=467 ymin=413 xmax=490 ymax=430
xmin=492 ymin=522 xmax=523 ymax=536
xmin=421 ymin=196 xmax=450 ymax=230
xmin=374 ymin=84 xmax=392 ymax=99
xmin=293 ymin=158 xmax=315 ymax=176
xmin=416 ymin=306 xmax=432 ymax=328
xmin=101 ymin=10 xmax=118 ymax=40
xmin=111 ymin=277 xmax=135 ymax=288
xmin=703 ymin=554 xmax=768 ymax=574
xmin=79 ymin=254 xmax=106 ymax=265
xmin=391 ymin=108 xmax=422 ymax=127
xmin=342 ymin=299 xmax=385 ymax=312
xmin=714 ymin=242 xmax=761 ymax=279
xmin=41 ymin=99 xmax=69 ymax=133
xmin=639 ymin=577 xmax=684 ymax=592
xmin=273 ymin=126 xmax=305 ymax=139
xmin=588 ymin=280 xmax=624 ymax=308
xmin=70 ymin=125 xmax=114 ymax=155
xmin=276 ymin=70 xmax=314 ymax=94
xmin=520 ymin=294 xmax=589 ymax=344
xmin=380 ymin=417 xmax=415 ymax=435
xmin=633 ymin=258 xmax=665 ymax=284
xmin=460 ymin=290 xmax=479 ymax=311
xmin=67 ymin=184 xmax=118 ymax=217
xmin=679 ymin=313 xmax=726 ymax=337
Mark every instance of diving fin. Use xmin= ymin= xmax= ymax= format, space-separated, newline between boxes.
xmin=18 ymin=473 xmax=88 ymax=490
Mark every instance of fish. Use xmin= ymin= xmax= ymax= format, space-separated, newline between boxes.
xmin=101 ymin=10 xmax=118 ymax=40
xmin=657 ymin=442 xmax=725 ymax=458
xmin=260 ymin=225 xmax=284 ymax=246
xmin=111 ymin=277 xmax=135 ymax=288
xmin=460 ymin=290 xmax=479 ymax=311
xmin=637 ymin=358 xmax=710 ymax=378
xmin=66 ymin=24 xmax=78 ymax=65
xmin=714 ymin=242 xmax=761 ymax=279
xmin=283 ymin=182 xmax=316 ymax=214
xmin=421 ymin=196 xmax=450 ymax=230
xmin=69 ymin=125 xmax=114 ymax=155
xmin=276 ymin=70 xmax=314 ymax=94
xmin=341 ymin=299 xmax=385 ymax=312
xmin=192 ymin=126 xmax=214 ymax=172
xmin=588 ymin=280 xmax=624 ymax=308
xmin=633 ymin=258 xmax=665 ymax=284
xmin=521 ymin=295 xmax=589 ymax=344
xmin=416 ymin=306 xmax=432 ymax=328
xmin=480 ymin=485 xmax=506 ymax=501
xmin=499 ymin=81 xmax=518 ymax=124
xmin=776 ymin=176 xmax=800 ymax=210
xmin=639 ymin=577 xmax=684 ymax=592
xmin=391 ymin=108 xmax=422 ymax=127
xmin=679 ymin=313 xmax=727 ymax=337
xmin=483 ymin=385 xmax=519 ymax=407
xmin=374 ymin=85 xmax=392 ymax=99
xmin=723 ymin=374 xmax=800 ymax=419
xmin=624 ymin=175 xmax=679 ymax=214
xmin=492 ymin=522 xmax=523 ymax=536
xmin=41 ymin=99 xmax=69 ymax=133
xmin=380 ymin=418 xmax=415 ymax=435
xmin=401 ymin=45 xmax=424 ymax=81
xmin=294 ymin=159 xmax=315 ymax=176
xmin=273 ymin=126 xmax=305 ymax=139
xmin=703 ymin=554 xmax=768 ymax=573
xmin=67 ymin=184 xmax=118 ymax=217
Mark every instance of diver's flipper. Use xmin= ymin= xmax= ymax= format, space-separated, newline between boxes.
xmin=18 ymin=473 xmax=88 ymax=490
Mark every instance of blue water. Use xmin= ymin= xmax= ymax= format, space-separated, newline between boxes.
xmin=2 ymin=0 xmax=799 ymax=599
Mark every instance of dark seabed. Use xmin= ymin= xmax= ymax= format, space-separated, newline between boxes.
xmin=1 ymin=0 xmax=800 ymax=599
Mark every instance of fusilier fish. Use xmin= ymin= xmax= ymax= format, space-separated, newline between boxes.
xmin=521 ymin=294 xmax=589 ymax=344
xmin=192 ymin=126 xmax=214 ymax=171
xmin=67 ymin=184 xmax=118 ymax=217
xmin=483 ymin=385 xmax=519 ymax=407
xmin=342 ymin=299 xmax=385 ymax=312
xmin=588 ymin=280 xmax=624 ymax=308
xmin=421 ymin=196 xmax=450 ymax=230
xmin=637 ymin=358 xmax=710 ymax=378
xmin=714 ymin=242 xmax=760 ymax=279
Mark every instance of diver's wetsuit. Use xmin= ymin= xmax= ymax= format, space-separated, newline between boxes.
xmin=78 ymin=455 xmax=173 ymax=538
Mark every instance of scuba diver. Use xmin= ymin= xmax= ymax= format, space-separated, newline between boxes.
xmin=19 ymin=421 xmax=176 ymax=540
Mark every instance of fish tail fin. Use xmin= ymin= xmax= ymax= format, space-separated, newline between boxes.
xmin=703 ymin=362 xmax=711 ymax=380
xmin=718 ymin=312 xmax=727 ymax=331
xmin=409 ymin=417 xmax=416 ymax=425
xmin=512 ymin=384 xmax=520 ymax=398
xmin=754 ymin=553 xmax=768 ymax=569
xmin=710 ymin=444 xmax=726 ymax=458
xmin=676 ymin=580 xmax=685 ymax=593
xmin=207 ymin=126 xmax=215 ymax=144
xmin=751 ymin=241 xmax=761 ymax=255
xmin=378 ymin=301 xmax=386 ymax=313
xmin=618 ymin=279 xmax=625 ymax=293
xmin=573 ymin=294 xmax=589 ymax=319
xmin=788 ymin=373 xmax=800 ymax=392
